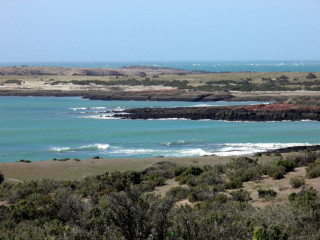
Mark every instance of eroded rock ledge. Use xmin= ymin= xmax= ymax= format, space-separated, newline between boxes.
xmin=114 ymin=103 xmax=320 ymax=121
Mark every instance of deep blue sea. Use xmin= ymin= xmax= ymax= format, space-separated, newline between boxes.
xmin=0 ymin=60 xmax=320 ymax=72
xmin=1 ymin=96 xmax=319 ymax=163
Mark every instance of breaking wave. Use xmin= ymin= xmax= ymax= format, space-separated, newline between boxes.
xmin=51 ymin=143 xmax=110 ymax=152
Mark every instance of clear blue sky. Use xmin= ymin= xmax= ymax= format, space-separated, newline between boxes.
xmin=1 ymin=0 xmax=319 ymax=62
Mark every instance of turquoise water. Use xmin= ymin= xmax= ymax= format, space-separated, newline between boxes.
xmin=1 ymin=96 xmax=320 ymax=163
xmin=1 ymin=60 xmax=320 ymax=72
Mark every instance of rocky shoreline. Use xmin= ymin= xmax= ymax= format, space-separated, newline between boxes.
xmin=114 ymin=103 xmax=320 ymax=121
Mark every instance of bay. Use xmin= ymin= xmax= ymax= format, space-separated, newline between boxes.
xmin=0 ymin=96 xmax=319 ymax=162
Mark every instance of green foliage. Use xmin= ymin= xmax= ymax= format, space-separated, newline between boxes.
xmin=258 ymin=189 xmax=277 ymax=199
xmin=19 ymin=159 xmax=32 ymax=163
xmin=141 ymin=161 xmax=177 ymax=179
xmin=253 ymin=224 xmax=288 ymax=240
xmin=290 ymin=176 xmax=305 ymax=189
xmin=0 ymin=171 xmax=4 ymax=185
xmin=306 ymin=159 xmax=320 ymax=178
xmin=175 ymin=166 xmax=203 ymax=184
xmin=214 ymin=193 xmax=229 ymax=203
xmin=225 ymin=178 xmax=243 ymax=189
xmin=226 ymin=157 xmax=262 ymax=183
xmin=230 ymin=189 xmax=251 ymax=202
xmin=277 ymin=159 xmax=295 ymax=172
xmin=263 ymin=162 xmax=286 ymax=179
xmin=286 ymin=151 xmax=319 ymax=167
xmin=166 ymin=186 xmax=188 ymax=201
xmin=288 ymin=187 xmax=318 ymax=208
xmin=306 ymin=72 xmax=317 ymax=79
xmin=2 ymin=157 xmax=320 ymax=239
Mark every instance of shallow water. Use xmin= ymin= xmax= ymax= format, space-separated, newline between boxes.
xmin=1 ymin=60 xmax=320 ymax=72
xmin=0 ymin=96 xmax=319 ymax=162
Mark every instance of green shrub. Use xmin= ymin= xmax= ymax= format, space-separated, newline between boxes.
xmin=306 ymin=159 xmax=320 ymax=178
xmin=277 ymin=160 xmax=295 ymax=172
xmin=225 ymin=178 xmax=243 ymax=189
xmin=306 ymin=167 xmax=320 ymax=179
xmin=290 ymin=176 xmax=305 ymax=189
xmin=215 ymin=193 xmax=229 ymax=203
xmin=288 ymin=188 xmax=318 ymax=208
xmin=253 ymin=224 xmax=288 ymax=240
xmin=166 ymin=186 xmax=188 ymax=201
xmin=175 ymin=166 xmax=203 ymax=184
xmin=306 ymin=72 xmax=317 ymax=79
xmin=92 ymin=156 xmax=100 ymax=159
xmin=19 ymin=159 xmax=31 ymax=163
xmin=263 ymin=163 xmax=286 ymax=179
xmin=258 ymin=189 xmax=277 ymax=199
xmin=230 ymin=189 xmax=251 ymax=202
xmin=226 ymin=157 xmax=262 ymax=182
xmin=144 ymin=173 xmax=166 ymax=187
xmin=0 ymin=171 xmax=4 ymax=185
xmin=286 ymin=151 xmax=319 ymax=167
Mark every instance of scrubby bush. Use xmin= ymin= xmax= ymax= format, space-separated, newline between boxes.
xmin=19 ymin=159 xmax=31 ymax=163
xmin=0 ymin=171 xmax=4 ymax=185
xmin=166 ymin=186 xmax=188 ymax=201
xmin=286 ymin=151 xmax=319 ymax=167
xmin=226 ymin=157 xmax=262 ymax=183
xmin=258 ymin=189 xmax=277 ymax=199
xmin=225 ymin=178 xmax=243 ymax=189
xmin=277 ymin=160 xmax=295 ymax=172
xmin=263 ymin=162 xmax=286 ymax=179
xmin=290 ymin=176 xmax=305 ymax=189
xmin=215 ymin=193 xmax=229 ymax=203
xmin=230 ymin=189 xmax=251 ymax=202
xmin=141 ymin=161 xmax=177 ymax=179
xmin=306 ymin=159 xmax=320 ymax=178
xmin=288 ymin=187 xmax=318 ymax=207
xmin=175 ymin=166 xmax=203 ymax=184
xmin=306 ymin=72 xmax=317 ymax=79
xmin=253 ymin=224 xmax=288 ymax=240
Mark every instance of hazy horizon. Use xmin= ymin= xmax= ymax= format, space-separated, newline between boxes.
xmin=1 ymin=0 xmax=320 ymax=62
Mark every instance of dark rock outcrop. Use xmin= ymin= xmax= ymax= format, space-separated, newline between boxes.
xmin=114 ymin=105 xmax=320 ymax=121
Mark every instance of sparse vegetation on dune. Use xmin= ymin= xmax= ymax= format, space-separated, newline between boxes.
xmin=1 ymin=150 xmax=320 ymax=239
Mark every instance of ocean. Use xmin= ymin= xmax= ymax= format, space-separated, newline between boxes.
xmin=1 ymin=96 xmax=319 ymax=163
xmin=0 ymin=60 xmax=320 ymax=72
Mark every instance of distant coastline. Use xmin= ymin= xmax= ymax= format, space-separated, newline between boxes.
xmin=1 ymin=60 xmax=320 ymax=72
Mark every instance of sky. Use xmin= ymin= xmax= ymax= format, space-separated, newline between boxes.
xmin=0 ymin=0 xmax=319 ymax=62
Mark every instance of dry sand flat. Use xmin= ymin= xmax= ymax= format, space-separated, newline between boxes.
xmin=0 ymin=155 xmax=233 ymax=182
xmin=243 ymin=167 xmax=320 ymax=208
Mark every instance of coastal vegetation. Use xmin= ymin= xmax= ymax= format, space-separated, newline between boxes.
xmin=1 ymin=150 xmax=320 ymax=239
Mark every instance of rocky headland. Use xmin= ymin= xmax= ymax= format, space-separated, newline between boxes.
xmin=114 ymin=101 xmax=320 ymax=121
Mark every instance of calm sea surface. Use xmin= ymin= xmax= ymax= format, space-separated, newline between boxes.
xmin=1 ymin=96 xmax=319 ymax=163
xmin=1 ymin=60 xmax=320 ymax=72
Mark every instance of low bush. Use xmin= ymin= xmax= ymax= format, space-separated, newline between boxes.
xmin=19 ymin=159 xmax=31 ymax=163
xmin=306 ymin=159 xmax=320 ymax=178
xmin=225 ymin=178 xmax=243 ymax=189
xmin=290 ymin=176 xmax=305 ymax=189
xmin=263 ymin=163 xmax=286 ymax=179
xmin=166 ymin=186 xmax=188 ymax=201
xmin=230 ymin=189 xmax=251 ymax=202
xmin=306 ymin=72 xmax=317 ymax=79
xmin=141 ymin=161 xmax=177 ymax=179
xmin=286 ymin=151 xmax=319 ymax=167
xmin=0 ymin=171 xmax=4 ymax=185
xmin=277 ymin=160 xmax=295 ymax=172
xmin=175 ymin=166 xmax=203 ymax=184
xmin=288 ymin=187 xmax=318 ymax=208
xmin=226 ymin=157 xmax=262 ymax=183
xmin=258 ymin=189 xmax=277 ymax=199
xmin=214 ymin=193 xmax=229 ymax=203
